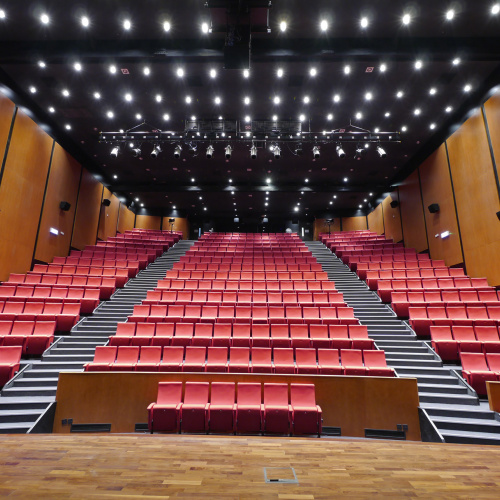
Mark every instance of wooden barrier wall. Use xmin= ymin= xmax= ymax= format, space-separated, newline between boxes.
xmin=53 ymin=372 xmax=421 ymax=440
xmin=162 ymin=217 xmax=190 ymax=240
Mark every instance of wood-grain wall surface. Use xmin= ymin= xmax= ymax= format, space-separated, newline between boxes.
xmin=382 ymin=194 xmax=403 ymax=243
xmin=1 ymin=434 xmax=500 ymax=498
xmin=0 ymin=110 xmax=53 ymax=281
xmin=313 ymin=218 xmax=342 ymax=240
xmin=399 ymin=169 xmax=429 ymax=253
xmin=367 ymin=203 xmax=384 ymax=235
xmin=97 ymin=188 xmax=119 ymax=241
xmin=162 ymin=216 xmax=189 ymax=239
xmin=419 ymin=144 xmax=463 ymax=267
xmin=135 ymin=214 xmax=161 ymax=230
xmin=117 ymin=203 xmax=135 ymax=233
xmin=0 ymin=93 xmax=15 ymax=156
xmin=341 ymin=216 xmax=368 ymax=232
xmin=446 ymin=110 xmax=500 ymax=285
xmin=71 ymin=168 xmax=103 ymax=250
xmin=35 ymin=143 xmax=81 ymax=263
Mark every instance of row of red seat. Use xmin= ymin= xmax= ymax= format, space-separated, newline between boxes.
xmin=392 ymin=290 xmax=500 ymax=318
xmin=30 ymin=265 xmax=130 ymax=286
xmin=0 ymin=301 xmax=79 ymax=331
xmin=179 ymin=256 xmax=317 ymax=264
xmin=76 ymin=246 xmax=157 ymax=259
xmin=165 ymin=270 xmax=328 ymax=281
xmin=356 ymin=261 xmax=448 ymax=279
xmin=0 ymin=286 xmax=101 ymax=313
xmin=156 ymin=279 xmax=335 ymax=291
xmin=0 ymin=346 xmax=22 ymax=387
xmin=366 ymin=268 xmax=466 ymax=289
xmin=431 ymin=326 xmax=500 ymax=361
xmin=85 ymin=345 xmax=392 ymax=376
xmin=460 ymin=352 xmax=500 ymax=395
xmin=0 ymin=321 xmax=56 ymax=355
xmin=109 ymin=322 xmax=373 ymax=349
xmin=409 ymin=306 xmax=500 ymax=337
xmin=148 ymin=381 xmax=322 ymax=435
xmin=52 ymin=256 xmax=144 ymax=272
xmin=143 ymin=290 xmax=345 ymax=306
xmin=172 ymin=263 xmax=323 ymax=271
xmin=127 ymin=304 xmax=358 ymax=325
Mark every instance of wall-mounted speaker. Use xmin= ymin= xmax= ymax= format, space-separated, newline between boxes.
xmin=102 ymin=198 xmax=111 ymax=207
xmin=428 ymin=203 xmax=440 ymax=214
xmin=497 ymin=211 xmax=500 ymax=221
xmin=59 ymin=201 xmax=71 ymax=211
xmin=390 ymin=200 xmax=399 ymax=209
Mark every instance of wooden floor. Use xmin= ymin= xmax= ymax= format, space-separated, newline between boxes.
xmin=1 ymin=435 xmax=500 ymax=499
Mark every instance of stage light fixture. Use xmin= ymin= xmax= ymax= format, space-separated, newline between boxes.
xmin=273 ymin=146 xmax=281 ymax=159
xmin=151 ymin=145 xmax=161 ymax=158
xmin=336 ymin=144 xmax=346 ymax=159
xmin=250 ymin=144 xmax=257 ymax=159
xmin=295 ymin=145 xmax=303 ymax=156
xmin=354 ymin=146 xmax=366 ymax=160
xmin=376 ymin=145 xmax=387 ymax=158
xmin=206 ymin=145 xmax=214 ymax=158
xmin=131 ymin=148 xmax=142 ymax=157
xmin=312 ymin=146 xmax=320 ymax=159
xmin=174 ymin=145 xmax=182 ymax=159
xmin=110 ymin=146 xmax=120 ymax=158
xmin=225 ymin=145 xmax=232 ymax=159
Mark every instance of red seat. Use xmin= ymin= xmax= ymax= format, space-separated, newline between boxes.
xmin=295 ymin=348 xmax=318 ymax=374
xmin=0 ymin=302 xmax=25 ymax=321
xmin=453 ymin=326 xmax=482 ymax=354
xmin=460 ymin=352 xmax=497 ymax=395
xmin=148 ymin=305 xmax=168 ymax=323
xmin=475 ymin=326 xmax=500 ymax=354
xmin=349 ymin=325 xmax=374 ymax=350
xmin=309 ymin=325 xmax=331 ymax=349
xmin=181 ymin=381 xmax=210 ymax=433
xmin=148 ymin=381 xmax=183 ymax=432
xmin=159 ymin=346 xmax=184 ymax=372
xmin=206 ymin=347 xmax=228 ymax=372
xmin=0 ymin=346 xmax=22 ymax=387
xmin=84 ymin=346 xmax=117 ymax=371
xmin=152 ymin=323 xmax=175 ymax=347
xmin=317 ymin=349 xmax=342 ymax=375
xmin=290 ymin=324 xmax=310 ymax=348
xmin=430 ymin=326 xmax=458 ymax=361
xmin=263 ymin=383 xmax=291 ymax=434
xmin=171 ymin=323 xmax=194 ymax=347
xmin=270 ymin=324 xmax=290 ymax=348
xmin=363 ymin=350 xmax=394 ymax=377
xmin=4 ymin=321 xmax=35 ymax=353
xmin=235 ymin=383 xmax=262 ymax=434
xmin=341 ymin=349 xmax=367 ymax=376
xmin=467 ymin=306 xmax=496 ymax=327
xmin=329 ymin=325 xmax=351 ymax=349
xmin=251 ymin=347 xmax=273 ymax=373
xmin=135 ymin=346 xmax=162 ymax=371
xmin=486 ymin=353 xmax=500 ymax=377
xmin=131 ymin=322 xmax=155 ymax=347
xmin=26 ymin=321 xmax=56 ymax=355
xmin=212 ymin=323 xmax=232 ymax=347
xmin=251 ymin=324 xmax=270 ymax=348
xmin=290 ymin=383 xmax=322 ymax=436
xmin=232 ymin=324 xmax=251 ymax=347
xmin=228 ymin=347 xmax=250 ymax=373
xmin=273 ymin=348 xmax=296 ymax=374
xmin=209 ymin=382 xmax=236 ymax=433
xmin=110 ymin=346 xmax=140 ymax=371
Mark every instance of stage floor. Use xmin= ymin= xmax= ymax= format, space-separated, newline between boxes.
xmin=1 ymin=434 xmax=500 ymax=498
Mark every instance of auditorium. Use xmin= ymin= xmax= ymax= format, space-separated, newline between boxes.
xmin=1 ymin=1 xmax=500 ymax=497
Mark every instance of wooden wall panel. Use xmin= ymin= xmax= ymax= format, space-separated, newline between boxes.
xmin=117 ymin=204 xmax=135 ymax=234
xmin=367 ymin=203 xmax=384 ymax=235
xmin=0 ymin=92 xmax=15 ymax=155
xmin=484 ymin=92 xmax=500 ymax=173
xmin=313 ymin=218 xmax=341 ymax=240
xmin=35 ymin=143 xmax=81 ymax=263
xmin=97 ymin=188 xmax=119 ymax=241
xmin=446 ymin=110 xmax=500 ymax=285
xmin=0 ymin=110 xmax=53 ymax=280
xmin=419 ymin=144 xmax=463 ymax=267
xmin=399 ymin=169 xmax=428 ymax=252
xmin=135 ymin=214 xmax=161 ymax=230
xmin=162 ymin=217 xmax=189 ymax=239
xmin=341 ymin=216 xmax=368 ymax=232
xmin=382 ymin=194 xmax=403 ymax=243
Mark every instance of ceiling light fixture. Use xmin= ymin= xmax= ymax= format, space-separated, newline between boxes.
xmin=38 ymin=61 xmax=46 ymax=68
xmin=279 ymin=20 xmax=287 ymax=32
xmin=310 ymin=68 xmax=317 ymax=77
xmin=327 ymin=113 xmax=333 ymax=120
xmin=464 ymin=84 xmax=472 ymax=92
xmin=250 ymin=144 xmax=257 ymax=159
xmin=174 ymin=145 xmax=182 ymax=158
xmin=446 ymin=9 xmax=455 ymax=21
xmin=143 ymin=67 xmax=150 ymax=76
xmin=360 ymin=17 xmax=369 ymax=28
xmin=225 ymin=145 xmax=232 ymax=159
xmin=492 ymin=4 xmax=500 ymax=15
xmin=380 ymin=63 xmax=387 ymax=72
xmin=163 ymin=21 xmax=171 ymax=32
xmin=201 ymin=22 xmax=209 ymax=33
xmin=277 ymin=68 xmax=284 ymax=78
xmin=312 ymin=145 xmax=320 ymax=159
xmin=177 ymin=68 xmax=185 ymax=78
xmin=62 ymin=89 xmax=70 ymax=97
xmin=243 ymin=69 xmax=250 ymax=78
xmin=273 ymin=145 xmax=281 ymax=159
xmin=74 ymin=62 xmax=82 ymax=71
xmin=151 ymin=145 xmax=161 ymax=159
xmin=344 ymin=65 xmax=351 ymax=75
xmin=214 ymin=96 xmax=221 ymax=105
xmin=210 ymin=68 xmax=217 ymax=78
xmin=131 ymin=148 xmax=142 ymax=157
xmin=106 ymin=111 xmax=114 ymax=118
xmin=376 ymin=145 xmax=387 ymax=158
xmin=244 ymin=96 xmax=250 ymax=105
xmin=452 ymin=57 xmax=461 ymax=66
xmin=110 ymin=146 xmax=120 ymax=158
xmin=303 ymin=96 xmax=310 ymax=104
xmin=415 ymin=60 xmax=423 ymax=70
xmin=29 ymin=86 xmax=37 ymax=94
xmin=333 ymin=94 xmax=341 ymax=103
xmin=402 ymin=13 xmax=411 ymax=25
xmin=354 ymin=146 xmax=366 ymax=160
xmin=109 ymin=65 xmax=117 ymax=74
xmin=123 ymin=19 xmax=132 ymax=31
xmin=336 ymin=144 xmax=346 ymax=159
xmin=40 ymin=13 xmax=50 ymax=25
xmin=273 ymin=96 xmax=281 ymax=105
xmin=185 ymin=96 xmax=192 ymax=104
xmin=163 ymin=113 xmax=170 ymax=120
xmin=206 ymin=145 xmax=214 ymax=158
xmin=81 ymin=16 xmax=89 ymax=28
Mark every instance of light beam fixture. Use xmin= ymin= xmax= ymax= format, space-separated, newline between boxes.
xmin=110 ymin=146 xmax=120 ymax=158
xmin=151 ymin=145 xmax=161 ymax=158
xmin=225 ymin=145 xmax=232 ymax=159
xmin=250 ymin=144 xmax=257 ymax=159
xmin=312 ymin=145 xmax=320 ymax=159
xmin=206 ymin=145 xmax=214 ymax=158
xmin=336 ymin=144 xmax=346 ymax=159
xmin=174 ymin=145 xmax=182 ymax=158
xmin=376 ymin=145 xmax=387 ymax=158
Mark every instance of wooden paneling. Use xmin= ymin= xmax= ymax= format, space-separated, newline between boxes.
xmin=399 ymin=169 xmax=428 ymax=252
xmin=0 ymin=92 xmax=15 ymax=156
xmin=117 ymin=203 xmax=135 ymax=233
xmin=484 ymin=92 xmax=500 ymax=170
xmin=35 ymin=143 xmax=81 ymax=263
xmin=71 ymin=169 xmax=102 ymax=250
xmin=313 ymin=218 xmax=341 ymax=240
xmin=382 ymin=194 xmax=403 ymax=243
xmin=446 ymin=110 xmax=500 ymax=284
xmin=135 ymin=214 xmax=161 ymax=230
xmin=341 ymin=216 xmax=368 ymax=232
xmin=419 ymin=144 xmax=463 ymax=267
xmin=0 ymin=110 xmax=53 ymax=281
xmin=53 ymin=372 xmax=420 ymax=440
xmin=367 ymin=203 xmax=384 ymax=235
xmin=162 ymin=216 xmax=189 ymax=239
xmin=97 ymin=188 xmax=119 ymax=241
xmin=487 ymin=382 xmax=500 ymax=413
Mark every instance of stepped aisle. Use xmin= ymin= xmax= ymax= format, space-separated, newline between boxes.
xmin=305 ymin=241 xmax=500 ymax=445
xmin=0 ymin=240 xmax=194 ymax=434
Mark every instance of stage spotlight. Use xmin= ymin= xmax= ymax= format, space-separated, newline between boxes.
xmin=354 ymin=146 xmax=366 ymax=160
xmin=188 ymin=144 xmax=197 ymax=155
xmin=274 ymin=145 xmax=281 ymax=159
xmin=250 ymin=144 xmax=257 ymax=159
xmin=336 ymin=144 xmax=346 ymax=159
xmin=151 ymin=145 xmax=161 ymax=158
xmin=295 ymin=145 xmax=303 ymax=155
xmin=225 ymin=145 xmax=232 ymax=159
xmin=174 ymin=145 xmax=182 ymax=159
xmin=376 ymin=145 xmax=387 ymax=158
xmin=312 ymin=145 xmax=320 ymax=159
xmin=206 ymin=145 xmax=214 ymax=159
xmin=131 ymin=148 xmax=142 ymax=157
xmin=110 ymin=146 xmax=120 ymax=158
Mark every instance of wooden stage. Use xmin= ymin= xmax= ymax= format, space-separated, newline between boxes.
xmin=1 ymin=434 xmax=500 ymax=498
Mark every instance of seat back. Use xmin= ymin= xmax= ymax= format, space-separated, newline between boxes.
xmin=363 ymin=350 xmax=388 ymax=368
xmin=115 ymin=346 xmax=139 ymax=364
xmin=230 ymin=347 xmax=250 ymax=364
xmin=295 ymin=348 xmax=317 ymax=365
xmin=0 ymin=346 xmax=22 ymax=363
xmin=139 ymin=346 xmax=162 ymax=364
xmin=475 ymin=326 xmax=500 ymax=342
xmin=486 ymin=353 xmax=500 ymax=372
xmin=264 ymin=383 xmax=289 ymax=406
xmin=273 ymin=348 xmax=294 ymax=364
xmin=452 ymin=326 xmax=476 ymax=341
xmin=251 ymin=347 xmax=271 ymax=364
xmin=460 ymin=352 xmax=489 ymax=371
xmin=341 ymin=349 xmax=364 ymax=367
xmin=163 ymin=346 xmax=184 ymax=363
xmin=183 ymin=381 xmax=210 ymax=404
xmin=290 ymin=383 xmax=316 ymax=407
xmin=430 ymin=326 xmax=453 ymax=341
xmin=236 ymin=383 xmax=261 ymax=406
xmin=207 ymin=347 xmax=228 ymax=363
xmin=156 ymin=381 xmax=183 ymax=405
xmin=317 ymin=348 xmax=340 ymax=366
xmin=93 ymin=346 xmax=117 ymax=363
xmin=210 ymin=382 xmax=235 ymax=405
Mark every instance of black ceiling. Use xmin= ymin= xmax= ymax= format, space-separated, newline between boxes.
xmin=1 ymin=0 xmax=500 ymax=219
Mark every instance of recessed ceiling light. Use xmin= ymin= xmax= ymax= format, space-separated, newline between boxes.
xmin=272 ymin=114 xmax=278 ymax=121
xmin=107 ymin=111 xmax=114 ymax=118
xmin=0 ymin=9 xmax=6 ymax=19
xmin=143 ymin=67 xmax=150 ymax=76
xmin=210 ymin=68 xmax=217 ymax=78
xmin=414 ymin=108 xmax=421 ymax=116
xmin=365 ymin=92 xmax=373 ymax=101
xmin=277 ymin=68 xmax=284 ymax=78
xmin=492 ymin=4 xmax=500 ymax=15
xmin=204 ymin=207 xmax=207 ymax=211
xmin=65 ymin=124 xmax=71 ymax=130
xmin=214 ymin=96 xmax=221 ymax=105
xmin=74 ymin=62 xmax=82 ymax=72
xmin=176 ymin=68 xmax=184 ymax=78
xmin=124 ymin=93 xmax=132 ymax=102
xmin=191 ymin=115 xmax=196 ymax=121
xmin=429 ymin=87 xmax=437 ymax=95
xmin=303 ymin=96 xmax=310 ymax=104
xmin=81 ymin=16 xmax=89 ymax=28
xmin=415 ymin=60 xmax=423 ymax=70
xmin=48 ymin=106 xmax=55 ymax=113
xmin=430 ymin=123 xmax=436 ymax=130
xmin=333 ymin=94 xmax=341 ymax=103
xmin=163 ymin=113 xmax=170 ymax=120
xmin=243 ymin=69 xmax=250 ymax=78
xmin=38 ymin=61 xmax=46 ymax=68
xmin=333 ymin=195 xmax=337 ymax=198
xmin=135 ymin=198 xmax=139 ymax=202
xmin=329 ymin=201 xmax=333 ymax=205
xmin=185 ymin=95 xmax=192 ymax=104
xmin=396 ymin=91 xmax=404 ymax=98
xmin=135 ymin=114 xmax=142 ymax=120
xmin=299 ymin=114 xmax=306 ymax=122
xmin=464 ymin=84 xmax=472 ymax=92
xmin=141 ymin=203 xmax=144 ymax=207
xmin=266 ymin=178 xmax=271 ymax=183
xmin=360 ymin=17 xmax=369 ymax=28
xmin=344 ymin=65 xmax=351 ymax=75
xmin=62 ymin=89 xmax=70 ymax=97
xmin=374 ymin=127 xmax=380 ymax=133
xmin=113 ymin=175 xmax=118 ymax=179
xmin=385 ymin=112 xmax=391 ymax=117
xmin=446 ymin=9 xmax=455 ymax=21
xmin=201 ymin=22 xmax=209 ymax=33
xmin=355 ymin=112 xmax=363 ymax=120
xmin=219 ymin=116 xmax=223 ymax=120
xmin=445 ymin=106 xmax=453 ymax=113
xmin=452 ymin=57 xmax=461 ymax=66
xmin=163 ymin=21 xmax=171 ymax=32
xmin=244 ymin=96 xmax=250 ymax=105
xmin=344 ymin=177 xmax=348 ymax=182
xmin=279 ymin=20 xmax=287 ymax=32
xmin=244 ymin=115 xmax=251 ymax=123
xmin=320 ymin=19 xmax=328 ymax=31
xmin=29 ymin=86 xmax=37 ymax=94
xmin=327 ymin=113 xmax=333 ymax=120
xmin=401 ymin=126 xmax=407 ymax=132
xmin=93 ymin=92 xmax=101 ymax=100
xmin=40 ymin=13 xmax=50 ymax=25
xmin=402 ymin=13 xmax=411 ymax=25
xmin=123 ymin=19 xmax=132 ymax=31
xmin=380 ymin=63 xmax=387 ymax=72
xmin=155 ymin=94 xmax=162 ymax=103
xmin=309 ymin=67 xmax=317 ymax=77
xmin=109 ymin=65 xmax=117 ymax=74
xmin=273 ymin=96 xmax=280 ymax=105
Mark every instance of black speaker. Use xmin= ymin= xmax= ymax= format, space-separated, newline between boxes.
xmin=102 ymin=198 xmax=111 ymax=207
xmin=390 ymin=200 xmax=399 ymax=209
xmin=428 ymin=203 xmax=440 ymax=214
xmin=59 ymin=201 xmax=71 ymax=211
xmin=497 ymin=211 xmax=500 ymax=221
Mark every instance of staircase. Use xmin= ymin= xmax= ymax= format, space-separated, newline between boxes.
xmin=0 ymin=240 xmax=194 ymax=434
xmin=305 ymin=241 xmax=500 ymax=445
